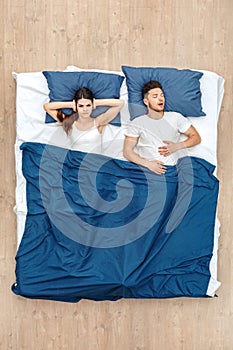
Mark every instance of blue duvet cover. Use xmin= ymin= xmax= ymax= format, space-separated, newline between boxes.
xmin=12 ymin=142 xmax=219 ymax=302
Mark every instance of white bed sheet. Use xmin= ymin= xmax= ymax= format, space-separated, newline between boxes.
xmin=13 ymin=66 xmax=224 ymax=297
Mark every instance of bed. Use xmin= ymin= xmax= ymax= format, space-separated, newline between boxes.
xmin=12 ymin=65 xmax=224 ymax=302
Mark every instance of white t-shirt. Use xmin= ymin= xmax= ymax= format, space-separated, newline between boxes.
xmin=125 ymin=112 xmax=192 ymax=165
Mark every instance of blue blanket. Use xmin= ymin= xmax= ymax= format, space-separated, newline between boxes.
xmin=12 ymin=142 xmax=219 ymax=302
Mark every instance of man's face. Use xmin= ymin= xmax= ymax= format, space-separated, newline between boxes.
xmin=144 ymin=88 xmax=165 ymax=113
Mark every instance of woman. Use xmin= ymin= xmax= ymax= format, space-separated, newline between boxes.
xmin=43 ymin=87 xmax=124 ymax=153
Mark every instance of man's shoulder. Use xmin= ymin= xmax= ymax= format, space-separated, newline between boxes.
xmin=130 ymin=115 xmax=148 ymax=124
xmin=163 ymin=111 xmax=192 ymax=131
xmin=164 ymin=111 xmax=188 ymax=122
xmin=164 ymin=111 xmax=184 ymax=118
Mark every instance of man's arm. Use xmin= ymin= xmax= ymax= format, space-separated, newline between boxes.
xmin=158 ymin=125 xmax=201 ymax=157
xmin=123 ymin=136 xmax=167 ymax=175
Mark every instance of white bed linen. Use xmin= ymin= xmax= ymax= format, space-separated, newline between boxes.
xmin=13 ymin=66 xmax=224 ymax=296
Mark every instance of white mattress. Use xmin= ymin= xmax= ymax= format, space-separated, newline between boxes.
xmin=13 ymin=65 xmax=224 ymax=297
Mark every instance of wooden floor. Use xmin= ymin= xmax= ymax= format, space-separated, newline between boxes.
xmin=1 ymin=0 xmax=233 ymax=349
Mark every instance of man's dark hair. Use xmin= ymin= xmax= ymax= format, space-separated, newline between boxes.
xmin=142 ymin=80 xmax=163 ymax=99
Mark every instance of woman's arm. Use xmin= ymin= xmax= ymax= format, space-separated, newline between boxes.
xmin=43 ymin=101 xmax=76 ymax=122
xmin=94 ymin=99 xmax=124 ymax=126
xmin=123 ymin=136 xmax=167 ymax=175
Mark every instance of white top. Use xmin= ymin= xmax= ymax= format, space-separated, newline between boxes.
xmin=70 ymin=119 xmax=102 ymax=154
xmin=125 ymin=112 xmax=192 ymax=165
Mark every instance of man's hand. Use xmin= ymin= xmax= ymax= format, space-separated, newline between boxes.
xmin=158 ymin=126 xmax=201 ymax=157
xmin=146 ymin=160 xmax=167 ymax=174
xmin=124 ymin=136 xmax=167 ymax=175
xmin=158 ymin=141 xmax=182 ymax=157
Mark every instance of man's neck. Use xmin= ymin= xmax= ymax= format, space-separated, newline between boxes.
xmin=147 ymin=109 xmax=164 ymax=120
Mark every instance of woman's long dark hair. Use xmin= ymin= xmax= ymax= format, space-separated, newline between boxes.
xmin=57 ymin=87 xmax=94 ymax=135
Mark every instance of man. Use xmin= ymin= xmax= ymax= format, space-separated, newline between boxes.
xmin=123 ymin=80 xmax=201 ymax=174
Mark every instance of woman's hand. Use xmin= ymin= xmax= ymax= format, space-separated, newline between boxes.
xmin=72 ymin=100 xmax=76 ymax=111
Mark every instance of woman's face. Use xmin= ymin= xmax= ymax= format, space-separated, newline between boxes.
xmin=76 ymin=98 xmax=93 ymax=118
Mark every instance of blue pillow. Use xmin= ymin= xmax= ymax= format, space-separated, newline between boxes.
xmin=43 ymin=71 xmax=125 ymax=125
xmin=121 ymin=66 xmax=206 ymax=120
